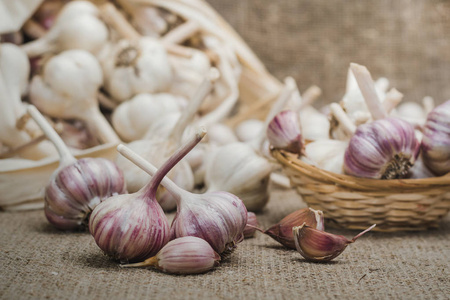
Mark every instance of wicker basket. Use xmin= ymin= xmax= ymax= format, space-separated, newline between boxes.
xmin=272 ymin=149 xmax=450 ymax=232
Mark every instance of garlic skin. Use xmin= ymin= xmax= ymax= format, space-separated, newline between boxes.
xmin=293 ymin=224 xmax=376 ymax=262
xmin=117 ymin=136 xmax=248 ymax=256
xmin=302 ymin=140 xmax=348 ymax=174
xmin=122 ymin=236 xmax=220 ymax=275
xmin=267 ymin=110 xmax=303 ymax=153
xmin=204 ymin=142 xmax=274 ymax=212
xmin=29 ymin=49 xmax=120 ymax=144
xmin=421 ymin=100 xmax=450 ymax=176
xmin=27 ymin=105 xmax=126 ymax=231
xmin=100 ymin=37 xmax=173 ymax=102
xmin=344 ymin=118 xmax=420 ymax=179
xmin=264 ymin=208 xmax=324 ymax=249
xmin=21 ymin=0 xmax=108 ymax=57
xmin=111 ymin=93 xmax=183 ymax=142
xmin=243 ymin=212 xmax=259 ymax=238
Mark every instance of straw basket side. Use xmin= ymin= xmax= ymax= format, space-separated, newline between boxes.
xmin=272 ymin=149 xmax=450 ymax=232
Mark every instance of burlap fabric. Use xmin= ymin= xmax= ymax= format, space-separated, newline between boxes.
xmin=1 ymin=186 xmax=449 ymax=299
xmin=2 ymin=1 xmax=450 ymax=299
xmin=207 ymin=0 xmax=450 ymax=107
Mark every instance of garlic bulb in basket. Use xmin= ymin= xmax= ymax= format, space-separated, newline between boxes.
xmin=27 ymin=105 xmax=126 ymax=230
xmin=343 ymin=117 xmax=420 ymax=179
xmin=421 ymin=100 xmax=450 ymax=176
xmin=29 ymin=49 xmax=120 ymax=144
xmin=21 ymin=0 xmax=108 ymax=57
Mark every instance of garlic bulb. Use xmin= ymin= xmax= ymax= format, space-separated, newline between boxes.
xmin=0 ymin=43 xmax=56 ymax=160
xmin=395 ymin=101 xmax=426 ymax=127
xmin=235 ymin=119 xmax=264 ymax=143
xmin=204 ymin=142 xmax=274 ymax=212
xmin=207 ymin=123 xmax=238 ymax=146
xmin=122 ymin=236 xmax=220 ymax=274
xmin=27 ymin=105 xmax=126 ymax=230
xmin=100 ymin=37 xmax=173 ymax=102
xmin=21 ymin=0 xmax=108 ymax=57
xmin=344 ymin=118 xmax=420 ymax=179
xmin=29 ymin=49 xmax=120 ymax=144
xmin=421 ymin=100 xmax=450 ymax=176
xmin=111 ymin=93 xmax=183 ymax=142
xmin=263 ymin=208 xmax=324 ymax=249
xmin=293 ymin=224 xmax=376 ymax=262
xmin=299 ymin=106 xmax=330 ymax=141
xmin=302 ymin=140 xmax=348 ymax=174
xmin=89 ymin=130 xmax=207 ymax=262
xmin=267 ymin=110 xmax=303 ymax=153
xmin=117 ymin=135 xmax=248 ymax=256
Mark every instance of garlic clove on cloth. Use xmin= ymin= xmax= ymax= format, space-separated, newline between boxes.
xmin=121 ymin=236 xmax=220 ymax=274
xmin=293 ymin=224 xmax=376 ymax=262
xmin=27 ymin=105 xmax=126 ymax=230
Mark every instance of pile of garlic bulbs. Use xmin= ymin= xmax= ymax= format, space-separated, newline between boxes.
xmin=0 ymin=0 xmax=288 ymax=211
xmin=268 ymin=62 xmax=450 ymax=180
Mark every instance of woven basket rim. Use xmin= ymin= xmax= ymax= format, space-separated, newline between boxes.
xmin=271 ymin=149 xmax=450 ymax=192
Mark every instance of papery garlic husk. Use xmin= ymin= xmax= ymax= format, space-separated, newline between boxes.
xmin=267 ymin=110 xmax=303 ymax=154
xmin=344 ymin=117 xmax=420 ymax=179
xmin=421 ymin=100 xmax=450 ymax=176
xmin=116 ymin=139 xmax=248 ymax=256
xmin=122 ymin=236 xmax=220 ymax=274
xmin=243 ymin=212 xmax=259 ymax=238
xmin=89 ymin=129 xmax=207 ymax=263
xmin=111 ymin=93 xmax=183 ymax=142
xmin=264 ymin=208 xmax=324 ymax=249
xmin=100 ymin=37 xmax=172 ymax=102
xmin=302 ymin=140 xmax=348 ymax=174
xmin=27 ymin=105 xmax=126 ymax=230
xmin=293 ymin=224 xmax=376 ymax=262
xmin=204 ymin=142 xmax=274 ymax=212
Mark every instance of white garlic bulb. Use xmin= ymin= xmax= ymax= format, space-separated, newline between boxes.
xmin=302 ymin=140 xmax=348 ymax=174
xmin=235 ymin=119 xmax=264 ymax=143
xmin=299 ymin=106 xmax=330 ymax=141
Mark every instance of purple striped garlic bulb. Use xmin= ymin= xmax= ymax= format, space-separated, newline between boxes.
xmin=122 ymin=236 xmax=220 ymax=275
xmin=267 ymin=110 xmax=303 ymax=154
xmin=117 ymin=132 xmax=248 ymax=257
xmin=421 ymin=100 xmax=450 ymax=176
xmin=344 ymin=117 xmax=420 ymax=179
xmin=27 ymin=105 xmax=126 ymax=231
xmin=89 ymin=130 xmax=207 ymax=263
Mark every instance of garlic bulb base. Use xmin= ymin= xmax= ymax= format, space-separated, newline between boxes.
xmin=381 ymin=153 xmax=413 ymax=179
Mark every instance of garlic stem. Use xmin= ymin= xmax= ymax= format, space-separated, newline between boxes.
xmin=162 ymin=20 xmax=200 ymax=44
xmin=297 ymin=85 xmax=322 ymax=111
xmin=121 ymin=256 xmax=158 ymax=268
xmin=422 ymin=96 xmax=435 ymax=115
xmin=330 ymin=103 xmax=356 ymax=135
xmin=120 ymin=127 xmax=207 ymax=199
xmin=27 ymin=105 xmax=76 ymax=167
xmin=0 ymin=134 xmax=46 ymax=159
xmin=100 ymin=3 xmax=141 ymax=41
xmin=21 ymin=36 xmax=56 ymax=58
xmin=97 ymin=92 xmax=118 ymax=110
xmin=82 ymin=106 xmax=121 ymax=144
xmin=170 ymin=68 xmax=218 ymax=143
xmin=350 ymin=224 xmax=376 ymax=242
xmin=23 ymin=19 xmax=47 ymax=39
xmin=350 ymin=63 xmax=387 ymax=120
xmin=383 ymin=88 xmax=403 ymax=114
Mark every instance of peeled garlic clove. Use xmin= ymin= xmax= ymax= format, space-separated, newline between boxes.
xmin=421 ymin=100 xmax=450 ymax=176
xmin=267 ymin=110 xmax=303 ymax=154
xmin=344 ymin=117 xmax=420 ymax=179
xmin=122 ymin=236 xmax=220 ymax=274
xmin=243 ymin=212 xmax=259 ymax=238
xmin=264 ymin=208 xmax=324 ymax=249
xmin=293 ymin=224 xmax=376 ymax=262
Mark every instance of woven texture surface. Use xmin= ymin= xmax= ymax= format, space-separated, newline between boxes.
xmin=206 ymin=0 xmax=450 ymax=108
xmin=1 ymin=187 xmax=449 ymax=300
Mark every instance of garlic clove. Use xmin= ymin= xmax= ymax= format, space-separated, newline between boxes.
xmin=122 ymin=236 xmax=220 ymax=275
xmin=264 ymin=208 xmax=324 ymax=249
xmin=293 ymin=224 xmax=376 ymax=262
xmin=267 ymin=110 xmax=303 ymax=154
xmin=344 ymin=117 xmax=420 ymax=179
xmin=243 ymin=212 xmax=259 ymax=238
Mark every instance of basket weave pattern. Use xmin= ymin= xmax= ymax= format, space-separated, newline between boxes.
xmin=272 ymin=149 xmax=450 ymax=231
